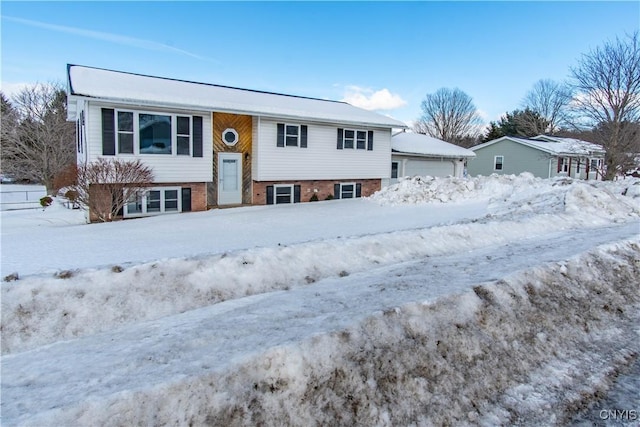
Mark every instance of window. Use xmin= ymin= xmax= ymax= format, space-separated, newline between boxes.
xmin=277 ymin=123 xmax=307 ymax=148
xmin=340 ymin=183 xmax=355 ymax=199
xmin=344 ymin=130 xmax=355 ymax=149
xmin=117 ymin=112 xmax=134 ymax=154
xmin=124 ymin=187 xmax=182 ymax=217
xmin=222 ymin=128 xmax=238 ymax=146
xmin=176 ymin=116 xmax=191 ymax=155
xmin=494 ymin=156 xmax=504 ymax=171
xmin=286 ymin=125 xmax=299 ymax=147
xmin=275 ymin=185 xmax=294 ymax=204
xmin=140 ymin=114 xmax=172 ymax=154
xmin=590 ymin=158 xmax=602 ymax=170
xmin=559 ymin=157 xmax=570 ymax=173
xmin=391 ymin=162 xmax=399 ymax=179
xmin=101 ymin=109 xmax=203 ymax=157
xmin=337 ymin=128 xmax=373 ymax=150
xmin=356 ymin=131 xmax=367 ymax=149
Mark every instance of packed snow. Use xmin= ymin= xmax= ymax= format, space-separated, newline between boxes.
xmin=1 ymin=174 xmax=639 ymax=426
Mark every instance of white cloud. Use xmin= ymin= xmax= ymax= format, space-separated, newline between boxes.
xmin=341 ymin=86 xmax=407 ymax=111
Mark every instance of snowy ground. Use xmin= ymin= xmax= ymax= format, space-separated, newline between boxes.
xmin=1 ymin=174 xmax=639 ymax=426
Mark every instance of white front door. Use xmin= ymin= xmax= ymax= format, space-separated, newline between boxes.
xmin=218 ymin=153 xmax=242 ymax=205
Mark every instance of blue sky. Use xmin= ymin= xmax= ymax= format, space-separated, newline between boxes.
xmin=1 ymin=1 xmax=638 ymax=127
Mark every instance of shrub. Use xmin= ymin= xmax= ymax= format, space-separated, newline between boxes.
xmin=39 ymin=196 xmax=53 ymax=208
xmin=3 ymin=272 xmax=19 ymax=282
xmin=309 ymin=193 xmax=319 ymax=202
xmin=325 ymin=194 xmax=334 ymax=200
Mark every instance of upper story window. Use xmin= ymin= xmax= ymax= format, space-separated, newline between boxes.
xmin=101 ymin=108 xmax=203 ymax=157
xmin=337 ymin=128 xmax=373 ymax=150
xmin=277 ymin=123 xmax=308 ymax=148
xmin=494 ymin=155 xmax=504 ymax=171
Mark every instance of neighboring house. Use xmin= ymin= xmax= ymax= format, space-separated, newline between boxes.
xmin=390 ymin=132 xmax=475 ymax=182
xmin=467 ymin=135 xmax=605 ymax=180
xmin=66 ymin=65 xmax=406 ymax=219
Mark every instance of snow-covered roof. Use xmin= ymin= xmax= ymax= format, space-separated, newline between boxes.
xmin=391 ymin=132 xmax=476 ymax=158
xmin=67 ymin=64 xmax=407 ymax=129
xmin=471 ymin=135 xmax=605 ymax=156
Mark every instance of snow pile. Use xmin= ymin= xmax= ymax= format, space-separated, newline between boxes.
xmin=370 ymin=173 xmax=640 ymax=212
xmin=3 ymin=176 xmax=639 ymax=354
xmin=12 ymin=238 xmax=640 ymax=426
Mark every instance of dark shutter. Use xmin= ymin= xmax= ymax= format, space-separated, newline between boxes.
xmin=192 ymin=116 xmax=203 ymax=158
xmin=367 ymin=130 xmax=374 ymax=151
xmin=181 ymin=188 xmax=192 ymax=212
xmin=277 ymin=124 xmax=285 ymax=147
xmin=557 ymin=158 xmax=562 ymax=173
xmin=356 ymin=183 xmax=362 ymax=198
xmin=334 ymin=183 xmax=341 ymax=199
xmin=300 ymin=125 xmax=308 ymax=148
xmin=101 ymin=108 xmax=116 ymax=156
xmin=337 ymin=128 xmax=344 ymax=150
xmin=294 ymin=185 xmax=301 ymax=203
xmin=266 ymin=186 xmax=274 ymax=204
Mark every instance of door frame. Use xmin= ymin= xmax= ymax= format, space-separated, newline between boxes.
xmin=217 ymin=152 xmax=243 ymax=205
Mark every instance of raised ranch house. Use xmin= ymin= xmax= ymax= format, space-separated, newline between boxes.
xmin=467 ymin=135 xmax=606 ymax=180
xmin=391 ymin=132 xmax=475 ymax=182
xmin=66 ymin=65 xmax=406 ymax=219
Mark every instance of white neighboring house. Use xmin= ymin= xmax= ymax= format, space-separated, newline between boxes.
xmin=66 ymin=65 xmax=407 ymax=220
xmin=390 ymin=132 xmax=476 ymax=183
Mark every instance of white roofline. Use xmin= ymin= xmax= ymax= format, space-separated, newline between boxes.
xmin=471 ymin=136 xmax=605 ymax=156
xmin=67 ymin=64 xmax=408 ymax=129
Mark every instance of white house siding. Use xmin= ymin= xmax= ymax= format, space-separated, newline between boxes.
xmin=254 ymin=119 xmax=391 ymax=181
xmin=84 ymin=102 xmax=213 ymax=183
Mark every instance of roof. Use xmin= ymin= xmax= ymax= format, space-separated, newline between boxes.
xmin=66 ymin=64 xmax=407 ymax=129
xmin=391 ymin=132 xmax=476 ymax=158
xmin=471 ymin=135 xmax=605 ymax=156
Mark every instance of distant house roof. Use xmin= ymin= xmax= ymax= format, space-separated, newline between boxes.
xmin=66 ymin=64 xmax=407 ymax=129
xmin=391 ymin=132 xmax=476 ymax=158
xmin=471 ymin=135 xmax=605 ymax=156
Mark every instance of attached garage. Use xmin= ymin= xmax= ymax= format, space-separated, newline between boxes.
xmin=390 ymin=132 xmax=476 ymax=183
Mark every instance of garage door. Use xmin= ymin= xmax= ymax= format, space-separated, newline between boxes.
xmin=404 ymin=159 xmax=455 ymax=178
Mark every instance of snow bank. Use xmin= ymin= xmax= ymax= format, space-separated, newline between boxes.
xmin=18 ymin=238 xmax=640 ymax=427
xmin=370 ymin=173 xmax=640 ymax=210
xmin=3 ymin=174 xmax=639 ymax=354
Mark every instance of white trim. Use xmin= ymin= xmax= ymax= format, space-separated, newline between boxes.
xmin=123 ymin=186 xmax=182 ymax=218
xmin=494 ymin=155 xmax=504 ymax=171
xmin=222 ymin=128 xmax=239 ymax=146
xmin=274 ymin=184 xmax=294 ymax=204
xmin=340 ymin=182 xmax=357 ymax=199
xmin=284 ymin=123 xmax=301 ymax=147
xmin=217 ymin=153 xmax=243 ymax=205
xmin=111 ymin=108 xmax=196 ymax=157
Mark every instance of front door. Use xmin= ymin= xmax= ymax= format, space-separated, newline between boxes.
xmin=218 ymin=153 xmax=242 ymax=205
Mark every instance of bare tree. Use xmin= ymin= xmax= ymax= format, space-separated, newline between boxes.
xmin=72 ymin=158 xmax=154 ymax=222
xmin=414 ymin=88 xmax=482 ymax=146
xmin=570 ymin=32 xmax=640 ymax=179
xmin=0 ymin=83 xmax=76 ymax=192
xmin=522 ymin=79 xmax=573 ymax=134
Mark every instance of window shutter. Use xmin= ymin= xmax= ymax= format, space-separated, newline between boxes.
xmin=367 ymin=130 xmax=374 ymax=151
xmin=277 ymin=124 xmax=285 ymax=147
xmin=356 ymin=183 xmax=362 ymax=198
xmin=294 ymin=185 xmax=301 ymax=203
xmin=300 ymin=125 xmax=308 ymax=148
xmin=181 ymin=188 xmax=192 ymax=212
xmin=557 ymin=158 xmax=562 ymax=173
xmin=101 ymin=108 xmax=116 ymax=156
xmin=337 ymin=128 xmax=344 ymax=150
xmin=192 ymin=116 xmax=203 ymax=158
xmin=266 ymin=186 xmax=274 ymax=204
xmin=334 ymin=183 xmax=341 ymax=199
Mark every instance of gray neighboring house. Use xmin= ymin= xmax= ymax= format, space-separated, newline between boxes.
xmin=390 ymin=132 xmax=476 ymax=183
xmin=467 ymin=135 xmax=606 ymax=180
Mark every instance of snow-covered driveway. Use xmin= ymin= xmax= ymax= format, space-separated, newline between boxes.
xmin=2 ymin=221 xmax=639 ymax=426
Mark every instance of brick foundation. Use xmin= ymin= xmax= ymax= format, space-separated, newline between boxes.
xmin=252 ymin=179 xmax=381 ymax=205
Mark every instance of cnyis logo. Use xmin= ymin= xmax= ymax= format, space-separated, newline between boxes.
xmin=599 ymin=409 xmax=638 ymax=421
